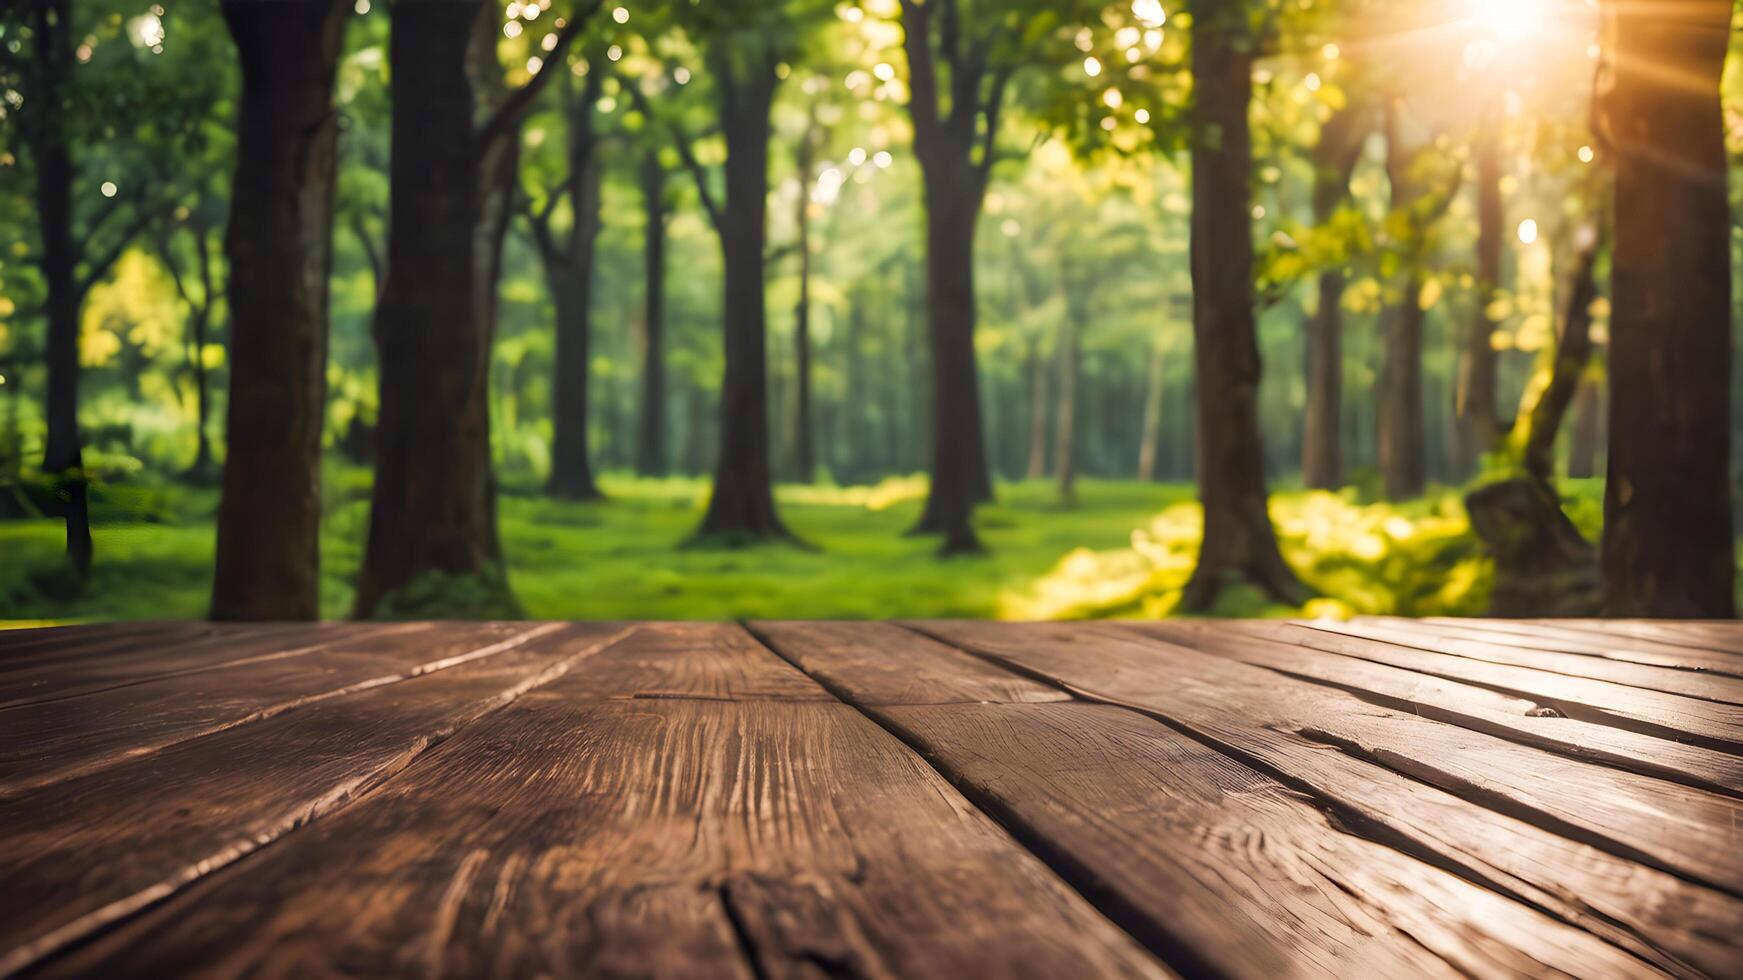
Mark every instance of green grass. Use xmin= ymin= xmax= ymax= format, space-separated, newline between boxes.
xmin=0 ymin=474 xmax=1198 ymax=623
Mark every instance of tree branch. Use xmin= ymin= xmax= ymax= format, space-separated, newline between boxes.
xmin=626 ymin=81 xmax=723 ymax=231
xmin=76 ymin=198 xmax=168 ymax=302
xmin=974 ymin=63 xmax=1015 ymax=190
xmin=349 ymin=210 xmax=386 ymax=301
xmin=474 ymin=0 xmax=605 ymax=155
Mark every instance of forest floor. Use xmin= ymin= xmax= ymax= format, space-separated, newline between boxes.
xmin=0 ymin=471 xmax=1617 ymax=625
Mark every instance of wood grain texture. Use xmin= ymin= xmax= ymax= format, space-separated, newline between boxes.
xmin=0 ymin=622 xmax=409 ymax=709
xmin=29 ymin=623 xmax=1170 ymax=980
xmin=0 ymin=622 xmax=262 ymax=687
xmin=1141 ymin=620 xmax=1743 ymax=798
xmin=748 ymin=620 xmax=1069 ymax=704
xmin=0 ymin=622 xmax=631 ymax=975
xmin=1276 ymin=621 xmax=1743 ymax=752
xmin=1495 ymin=619 xmax=1743 ymax=657
xmin=0 ymin=621 xmax=197 ymax=658
xmin=755 ymin=619 xmax=1653 ymax=978
xmin=0 ymin=621 xmax=552 ymax=794
xmin=877 ymin=701 xmax=1656 ymax=980
xmin=912 ymin=619 xmax=1743 ymax=978
xmin=1315 ymin=618 xmax=1743 ymax=704
xmin=1420 ymin=618 xmax=1743 ymax=673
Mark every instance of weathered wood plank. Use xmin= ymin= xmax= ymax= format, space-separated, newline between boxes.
xmin=0 ymin=621 xmax=552 ymax=795
xmin=0 ymin=620 xmax=195 ymax=658
xmin=29 ymin=623 xmax=1170 ymax=979
xmin=745 ymin=620 xmax=1069 ymax=704
xmin=1278 ymin=621 xmax=1743 ymax=753
xmin=0 ymin=621 xmax=246 ymax=672
xmin=0 ymin=622 xmax=633 ymax=976
xmin=1423 ymin=618 xmax=1743 ymax=673
xmin=1139 ymin=620 xmax=1743 ymax=798
xmin=1504 ymin=619 xmax=1743 ymax=657
xmin=754 ymin=621 xmax=1654 ymax=979
xmin=913 ymin=620 xmax=1743 ymax=978
xmin=1318 ymin=619 xmax=1743 ymax=704
xmin=0 ymin=622 xmax=412 ymax=709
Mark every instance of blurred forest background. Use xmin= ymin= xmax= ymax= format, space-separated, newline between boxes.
xmin=0 ymin=0 xmax=1739 ymax=623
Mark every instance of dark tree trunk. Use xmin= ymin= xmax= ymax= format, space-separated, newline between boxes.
xmin=1301 ymin=271 xmax=1344 ymax=490
xmin=188 ymin=231 xmax=216 ymax=481
xmin=28 ymin=0 xmax=91 ymax=578
xmin=1601 ymin=0 xmax=1735 ymax=617
xmin=911 ymin=172 xmax=989 ymax=551
xmin=1301 ymin=98 xmax=1373 ymax=490
xmin=1054 ymin=282 xmax=1081 ymax=505
xmin=696 ymin=63 xmax=787 ymax=539
xmin=1138 ymin=344 xmax=1165 ymax=481
xmin=1568 ymin=375 xmax=1602 ymax=479
xmin=540 ymin=71 xmax=605 ymax=502
xmin=900 ymin=0 xmax=1001 ymax=552
xmin=1376 ymin=104 xmax=1445 ymax=500
xmin=1024 ymin=338 xmax=1049 ymax=480
xmin=1378 ymin=276 xmax=1426 ymax=498
xmin=636 ymin=150 xmax=668 ymax=477
xmin=1458 ymin=118 xmax=1505 ymax=471
xmin=791 ymin=120 xmax=817 ymax=483
xmin=841 ymin=289 xmax=869 ymax=484
xmin=1180 ymin=5 xmax=1306 ymax=611
xmin=357 ymin=0 xmax=511 ymax=617
xmin=210 ymin=0 xmax=348 ymax=620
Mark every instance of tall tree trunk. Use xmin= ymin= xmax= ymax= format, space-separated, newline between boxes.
xmin=1378 ymin=276 xmax=1426 ymax=498
xmin=188 ymin=230 xmax=216 ymax=481
xmin=900 ymin=0 xmax=1000 ymax=551
xmin=1568 ymin=375 xmax=1602 ymax=479
xmin=1180 ymin=4 xmax=1306 ymax=611
xmin=1601 ymin=0 xmax=1735 ymax=617
xmin=697 ymin=65 xmax=787 ymax=539
xmin=1024 ymin=337 xmax=1049 ymax=480
xmin=210 ymin=0 xmax=348 ymax=620
xmin=1301 ymin=271 xmax=1344 ymax=490
xmin=1301 ymin=98 xmax=1373 ymax=490
xmin=842 ymin=288 xmax=868 ymax=484
xmin=28 ymin=0 xmax=91 ymax=578
xmin=636 ymin=150 xmax=668 ymax=477
xmin=1377 ymin=105 xmax=1442 ymax=500
xmin=910 ymin=172 xmax=989 ymax=551
xmin=1054 ymin=284 xmax=1081 ymax=505
xmin=791 ymin=120 xmax=817 ymax=483
xmin=357 ymin=0 xmax=511 ymax=617
xmin=544 ymin=72 xmax=605 ymax=501
xmin=1137 ymin=343 xmax=1165 ymax=481
xmin=1458 ymin=117 xmax=1505 ymax=471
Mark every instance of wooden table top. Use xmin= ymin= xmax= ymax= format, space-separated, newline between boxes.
xmin=2 ymin=617 xmax=1741 ymax=978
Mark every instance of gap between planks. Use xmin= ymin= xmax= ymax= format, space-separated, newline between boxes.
xmin=895 ymin=620 xmax=1743 ymax=978
xmin=743 ymin=622 xmax=1699 ymax=979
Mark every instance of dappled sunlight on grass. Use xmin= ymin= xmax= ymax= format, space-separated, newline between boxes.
xmin=1001 ymin=489 xmax=1501 ymax=620
xmin=4 ymin=474 xmax=1626 ymax=623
